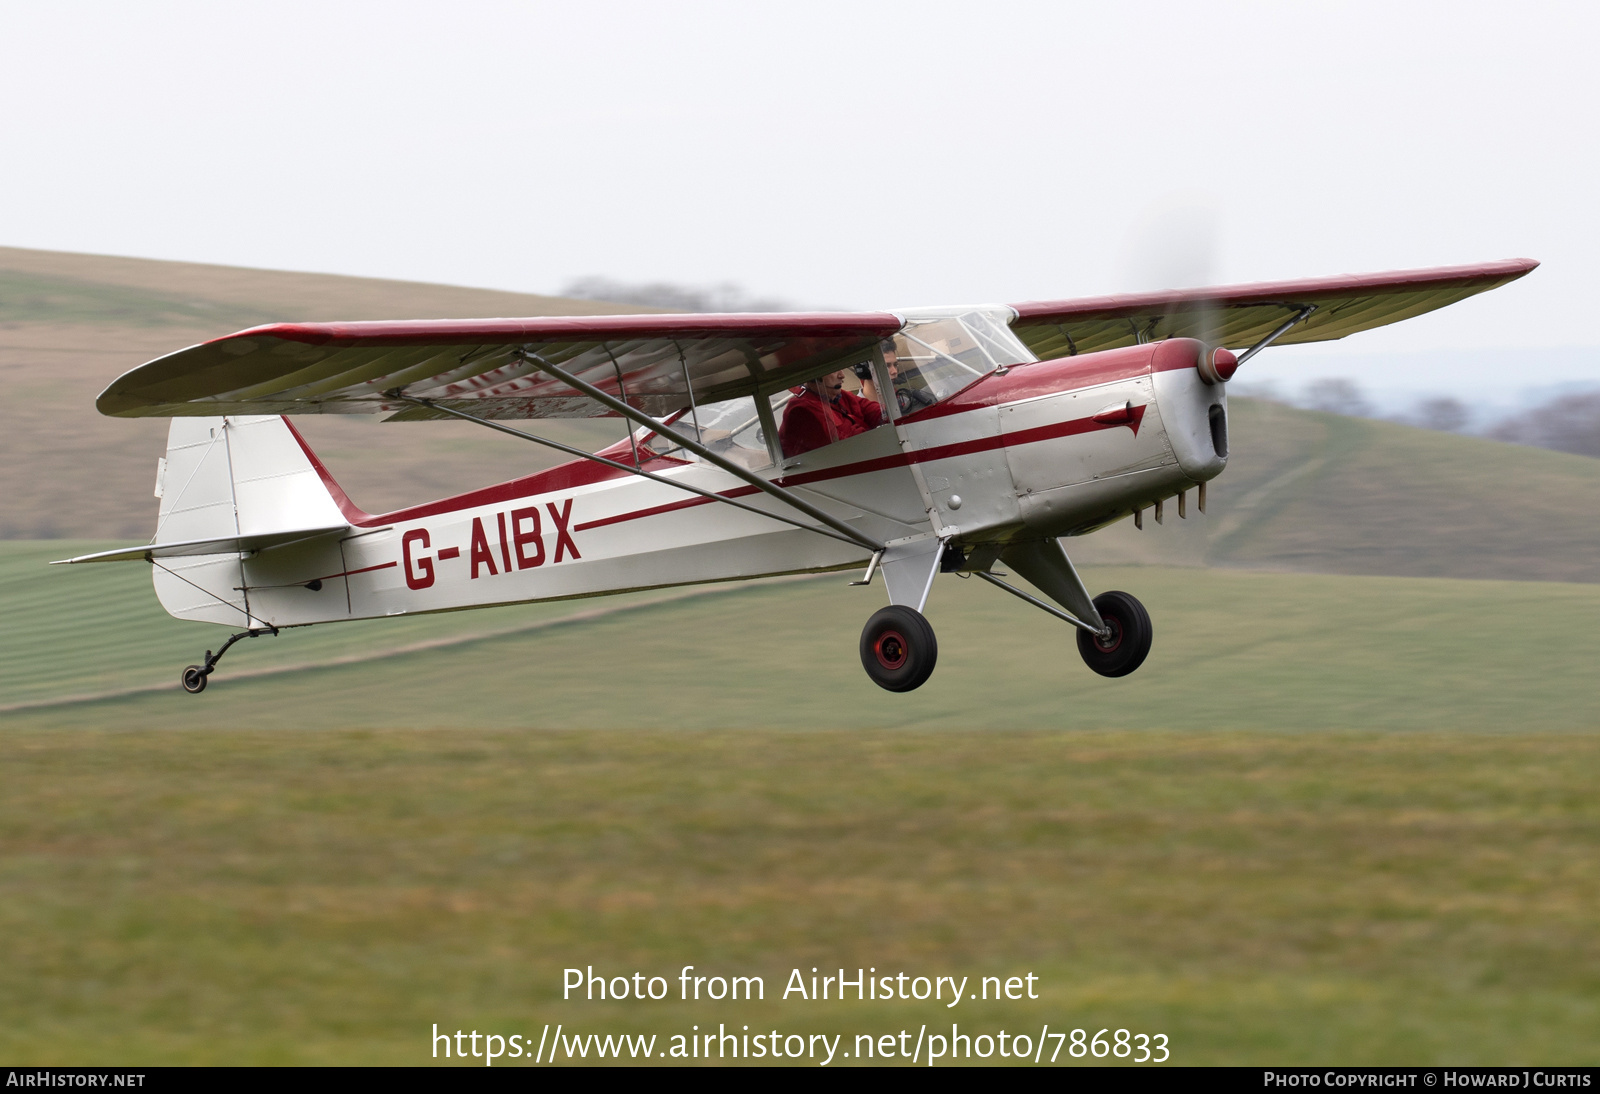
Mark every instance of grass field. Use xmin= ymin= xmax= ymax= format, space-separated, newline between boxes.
xmin=9 ymin=541 xmax=1600 ymax=731
xmin=3 ymin=729 xmax=1596 ymax=1065
xmin=4 ymin=541 xmax=1599 ymax=1065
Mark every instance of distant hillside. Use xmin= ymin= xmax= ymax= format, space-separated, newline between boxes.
xmin=1070 ymin=398 xmax=1600 ymax=583
xmin=0 ymin=245 xmax=660 ymax=327
xmin=4 ymin=247 xmax=1598 ymax=583
xmin=0 ymin=247 xmax=651 ymax=536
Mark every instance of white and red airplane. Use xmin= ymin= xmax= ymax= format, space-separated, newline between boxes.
xmin=61 ymin=259 xmax=1536 ymax=693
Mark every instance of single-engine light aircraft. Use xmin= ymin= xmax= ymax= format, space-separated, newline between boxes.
xmin=62 ymin=259 xmax=1536 ymax=693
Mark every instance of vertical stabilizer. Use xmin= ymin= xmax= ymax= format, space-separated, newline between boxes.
xmin=151 ymin=416 xmax=351 ymax=627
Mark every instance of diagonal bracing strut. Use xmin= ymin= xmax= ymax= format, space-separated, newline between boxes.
xmin=511 ymin=351 xmax=886 ymax=553
xmin=1235 ymin=304 xmax=1318 ymax=367
xmin=389 ymin=394 xmax=874 ymax=551
xmin=974 ymin=570 xmax=1108 ymax=637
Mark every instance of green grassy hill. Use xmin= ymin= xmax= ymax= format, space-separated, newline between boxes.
xmin=0 ymin=246 xmax=644 ymax=537
xmin=10 ymin=540 xmax=1600 ymax=732
xmin=1071 ymin=398 xmax=1600 ymax=582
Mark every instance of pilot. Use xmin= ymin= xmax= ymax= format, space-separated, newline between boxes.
xmin=778 ymin=369 xmax=884 ymax=457
xmin=855 ymin=339 xmax=936 ymax=415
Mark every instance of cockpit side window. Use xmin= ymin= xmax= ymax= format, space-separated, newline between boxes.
xmin=643 ymin=394 xmax=784 ymax=471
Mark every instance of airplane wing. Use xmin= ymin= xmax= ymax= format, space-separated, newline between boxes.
xmin=97 ymin=260 xmax=1537 ymax=421
xmin=1007 ymin=258 xmax=1539 ymax=360
xmin=97 ymin=312 xmax=902 ymax=420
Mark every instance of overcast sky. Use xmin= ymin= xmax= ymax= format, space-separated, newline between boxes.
xmin=3 ymin=1 xmax=1595 ymax=397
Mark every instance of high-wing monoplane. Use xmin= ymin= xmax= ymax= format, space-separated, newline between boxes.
xmin=61 ymin=259 xmax=1537 ymax=693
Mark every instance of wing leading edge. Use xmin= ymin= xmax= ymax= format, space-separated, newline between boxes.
xmin=97 ymin=312 xmax=902 ymax=421
xmin=1007 ymin=258 xmax=1538 ymax=360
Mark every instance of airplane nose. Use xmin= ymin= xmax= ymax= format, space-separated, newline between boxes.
xmin=1198 ymin=346 xmax=1239 ymax=385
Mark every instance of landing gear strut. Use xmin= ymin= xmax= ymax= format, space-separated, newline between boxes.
xmin=860 ymin=605 xmax=938 ymax=692
xmin=180 ymin=626 xmax=278 ymax=694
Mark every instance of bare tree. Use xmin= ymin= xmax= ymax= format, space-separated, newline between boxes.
xmin=1227 ymin=380 xmax=1288 ymax=404
xmin=1410 ymin=396 xmax=1471 ymax=433
xmin=562 ymin=277 xmax=790 ymax=313
xmin=1300 ymin=378 xmax=1373 ymax=418
xmin=1490 ymin=391 xmax=1600 ymax=457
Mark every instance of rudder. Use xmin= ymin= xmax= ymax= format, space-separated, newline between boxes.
xmin=151 ymin=416 xmax=351 ymax=626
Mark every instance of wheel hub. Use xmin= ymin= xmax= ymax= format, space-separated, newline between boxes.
xmin=1093 ymin=617 xmax=1123 ymax=653
xmin=874 ymin=630 xmax=908 ymax=670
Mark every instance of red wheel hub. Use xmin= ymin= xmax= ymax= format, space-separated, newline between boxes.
xmin=874 ymin=630 xmax=909 ymax=670
xmin=1093 ymin=616 xmax=1123 ymax=653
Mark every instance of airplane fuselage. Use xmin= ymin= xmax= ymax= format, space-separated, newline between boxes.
xmin=152 ymin=338 xmax=1230 ymax=631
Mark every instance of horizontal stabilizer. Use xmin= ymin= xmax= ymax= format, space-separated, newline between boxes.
xmin=52 ymin=526 xmax=350 ymax=565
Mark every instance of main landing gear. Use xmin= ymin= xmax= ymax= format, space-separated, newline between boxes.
xmin=180 ymin=626 xmax=277 ymax=694
xmin=860 ymin=605 xmax=939 ymax=692
xmin=854 ymin=536 xmax=1157 ymax=692
xmin=855 ymin=588 xmax=1152 ymax=692
xmin=1075 ymin=590 xmax=1153 ymax=678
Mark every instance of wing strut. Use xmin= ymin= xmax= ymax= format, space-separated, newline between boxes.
xmin=1235 ymin=304 xmax=1317 ymax=366
xmin=510 ymin=351 xmax=887 ymax=553
xmin=391 ymin=395 xmax=872 ymax=551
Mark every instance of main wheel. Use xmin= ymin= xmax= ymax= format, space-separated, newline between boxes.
xmin=1076 ymin=590 xmax=1153 ymax=678
xmin=181 ymin=665 xmax=208 ymax=694
xmin=860 ymin=605 xmax=938 ymax=692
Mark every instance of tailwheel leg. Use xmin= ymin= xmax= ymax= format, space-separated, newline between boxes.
xmin=860 ymin=606 xmax=938 ymax=692
xmin=180 ymin=626 xmax=278 ymax=695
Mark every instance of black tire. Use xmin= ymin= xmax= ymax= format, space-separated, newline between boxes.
xmin=181 ymin=665 xmax=208 ymax=694
xmin=860 ymin=605 xmax=938 ymax=692
xmin=1076 ymin=590 xmax=1153 ymax=678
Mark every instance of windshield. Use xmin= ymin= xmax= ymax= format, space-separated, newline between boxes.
xmin=888 ymin=305 xmax=1035 ymax=407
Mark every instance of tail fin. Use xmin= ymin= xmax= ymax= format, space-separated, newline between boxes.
xmin=153 ymin=415 xmax=351 ymax=546
xmin=147 ymin=416 xmax=352 ymax=626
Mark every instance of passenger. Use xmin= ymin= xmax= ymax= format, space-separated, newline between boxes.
xmin=855 ymin=339 xmax=937 ymax=415
xmin=778 ymin=369 xmax=884 ymax=457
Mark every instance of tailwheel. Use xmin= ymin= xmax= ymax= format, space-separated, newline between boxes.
xmin=1076 ymin=590 xmax=1153 ymax=678
xmin=176 ymin=626 xmax=277 ymax=696
xmin=860 ymin=605 xmax=938 ymax=692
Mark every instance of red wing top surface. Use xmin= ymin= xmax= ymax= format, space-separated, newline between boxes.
xmin=95 ymin=260 xmax=1536 ymax=420
xmin=97 ymin=312 xmax=902 ymax=420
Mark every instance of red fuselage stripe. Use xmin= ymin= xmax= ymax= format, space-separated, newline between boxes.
xmin=313 ymin=561 xmax=398 ymax=581
xmin=571 ymin=405 xmax=1144 ymax=534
